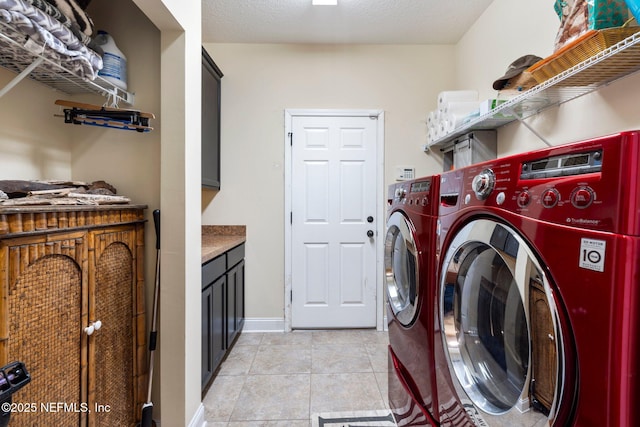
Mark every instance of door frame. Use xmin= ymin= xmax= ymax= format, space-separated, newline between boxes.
xmin=284 ymin=109 xmax=385 ymax=332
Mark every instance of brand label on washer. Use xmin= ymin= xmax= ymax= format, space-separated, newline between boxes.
xmin=579 ymin=238 xmax=606 ymax=272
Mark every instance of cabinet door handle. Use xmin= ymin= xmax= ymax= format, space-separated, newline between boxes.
xmin=84 ymin=320 xmax=103 ymax=336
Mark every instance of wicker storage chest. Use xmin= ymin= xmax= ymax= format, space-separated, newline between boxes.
xmin=0 ymin=205 xmax=147 ymax=427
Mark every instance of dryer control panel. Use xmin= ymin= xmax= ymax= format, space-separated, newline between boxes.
xmin=444 ymin=131 xmax=640 ymax=235
xmin=520 ymin=150 xmax=603 ymax=180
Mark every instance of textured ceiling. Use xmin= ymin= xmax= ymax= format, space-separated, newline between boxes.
xmin=203 ymin=0 xmax=495 ymax=45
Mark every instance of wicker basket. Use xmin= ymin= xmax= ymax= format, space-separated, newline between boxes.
xmin=529 ymin=26 xmax=640 ymax=83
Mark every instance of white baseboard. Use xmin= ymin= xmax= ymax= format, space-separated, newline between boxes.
xmin=189 ymin=403 xmax=206 ymax=427
xmin=242 ymin=317 xmax=285 ymax=332
xmin=242 ymin=317 xmax=388 ymax=333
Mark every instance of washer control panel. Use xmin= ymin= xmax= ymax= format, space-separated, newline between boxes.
xmin=389 ymin=176 xmax=439 ymax=216
xmin=458 ymin=146 xmax=607 ymax=230
xmin=394 ymin=187 xmax=407 ymax=201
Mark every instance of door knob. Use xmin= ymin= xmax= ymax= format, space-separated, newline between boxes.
xmin=367 ymin=216 xmax=374 ymax=223
xmin=367 ymin=230 xmax=374 ymax=238
xmin=84 ymin=320 xmax=103 ymax=336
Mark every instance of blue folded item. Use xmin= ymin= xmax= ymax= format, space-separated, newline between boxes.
xmin=626 ymin=0 xmax=640 ymax=24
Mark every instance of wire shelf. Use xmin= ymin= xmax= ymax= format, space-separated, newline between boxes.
xmin=0 ymin=20 xmax=133 ymax=105
xmin=425 ymin=30 xmax=640 ymax=151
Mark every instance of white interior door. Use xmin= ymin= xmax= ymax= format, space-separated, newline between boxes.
xmin=289 ymin=113 xmax=379 ymax=328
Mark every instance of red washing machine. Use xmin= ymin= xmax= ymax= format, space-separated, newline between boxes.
xmin=385 ymin=175 xmax=440 ymax=426
xmin=434 ymin=131 xmax=640 ymax=426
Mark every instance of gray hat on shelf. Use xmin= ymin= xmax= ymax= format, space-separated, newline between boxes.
xmin=493 ymin=55 xmax=542 ymax=90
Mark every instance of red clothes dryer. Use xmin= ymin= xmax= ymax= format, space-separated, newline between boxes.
xmin=434 ymin=131 xmax=640 ymax=426
xmin=385 ymin=176 xmax=440 ymax=426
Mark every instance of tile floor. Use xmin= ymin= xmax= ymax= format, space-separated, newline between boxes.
xmin=203 ymin=329 xmax=390 ymax=426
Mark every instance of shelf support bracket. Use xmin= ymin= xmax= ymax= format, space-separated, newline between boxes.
xmin=513 ymin=113 xmax=552 ymax=147
xmin=0 ymin=57 xmax=44 ymax=99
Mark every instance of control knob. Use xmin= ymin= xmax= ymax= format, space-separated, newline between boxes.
xmin=517 ymin=190 xmax=531 ymax=208
xmin=571 ymin=186 xmax=594 ymax=208
xmin=395 ymin=187 xmax=406 ymax=200
xmin=541 ymin=188 xmax=560 ymax=208
xmin=472 ymin=169 xmax=496 ymax=200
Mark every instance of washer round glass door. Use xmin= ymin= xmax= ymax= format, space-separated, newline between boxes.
xmin=440 ymin=219 xmax=565 ymax=424
xmin=385 ymin=211 xmax=419 ymax=326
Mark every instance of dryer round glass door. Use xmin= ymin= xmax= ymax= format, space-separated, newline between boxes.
xmin=385 ymin=211 xmax=419 ymax=326
xmin=440 ymin=219 xmax=566 ymax=425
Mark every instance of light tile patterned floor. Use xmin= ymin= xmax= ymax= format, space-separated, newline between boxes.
xmin=203 ymin=329 xmax=390 ymax=426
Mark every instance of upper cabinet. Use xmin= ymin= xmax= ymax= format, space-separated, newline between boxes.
xmin=202 ymin=47 xmax=223 ymax=190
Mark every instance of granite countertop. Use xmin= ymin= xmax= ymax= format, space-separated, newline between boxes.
xmin=202 ymin=225 xmax=246 ymax=264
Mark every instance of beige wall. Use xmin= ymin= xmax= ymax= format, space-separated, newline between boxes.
xmin=201 ymin=43 xmax=456 ymax=321
xmin=132 ymin=0 xmax=203 ymax=425
xmin=0 ymin=70 xmax=72 ymax=179
xmin=455 ymin=0 xmax=558 ymax=103
xmin=456 ymin=0 xmax=640 ymax=154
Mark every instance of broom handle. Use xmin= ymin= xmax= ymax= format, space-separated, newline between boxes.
xmin=147 ymin=209 xmax=161 ymax=402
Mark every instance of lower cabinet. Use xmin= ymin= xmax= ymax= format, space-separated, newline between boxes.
xmin=201 ymin=274 xmax=226 ymax=389
xmin=201 ymin=243 xmax=245 ymax=393
xmin=0 ymin=206 xmax=147 ymax=427
xmin=226 ymin=259 xmax=245 ymax=345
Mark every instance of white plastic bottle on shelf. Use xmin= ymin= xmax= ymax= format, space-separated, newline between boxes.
xmin=95 ymin=30 xmax=128 ymax=91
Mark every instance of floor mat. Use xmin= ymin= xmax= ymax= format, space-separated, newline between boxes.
xmin=311 ymin=410 xmax=396 ymax=427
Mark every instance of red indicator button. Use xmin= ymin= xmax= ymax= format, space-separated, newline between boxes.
xmin=571 ymin=187 xmax=594 ymax=208
xmin=541 ymin=189 xmax=559 ymax=208
xmin=517 ymin=191 xmax=531 ymax=208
